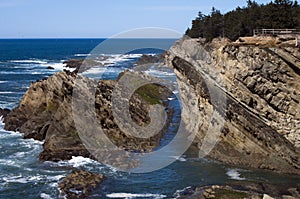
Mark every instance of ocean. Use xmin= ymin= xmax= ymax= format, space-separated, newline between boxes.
xmin=0 ymin=39 xmax=299 ymax=199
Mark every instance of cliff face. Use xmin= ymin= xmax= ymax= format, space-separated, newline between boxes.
xmin=167 ymin=37 xmax=300 ymax=174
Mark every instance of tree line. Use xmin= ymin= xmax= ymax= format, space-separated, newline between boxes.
xmin=186 ymin=0 xmax=300 ymax=41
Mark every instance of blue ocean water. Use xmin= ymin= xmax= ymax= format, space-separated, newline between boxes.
xmin=0 ymin=39 xmax=299 ymax=199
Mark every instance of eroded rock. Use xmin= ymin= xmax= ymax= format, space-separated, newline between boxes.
xmin=58 ymin=170 xmax=105 ymax=199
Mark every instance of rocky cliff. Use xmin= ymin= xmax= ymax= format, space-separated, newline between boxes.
xmin=167 ymin=37 xmax=300 ymax=174
xmin=3 ymin=70 xmax=172 ymax=162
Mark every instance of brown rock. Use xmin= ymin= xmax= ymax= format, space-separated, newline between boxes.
xmin=168 ymin=37 xmax=300 ymax=174
xmin=58 ymin=170 xmax=105 ymax=199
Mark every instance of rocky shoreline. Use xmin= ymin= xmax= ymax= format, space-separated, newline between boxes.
xmin=175 ymin=182 xmax=300 ymax=199
xmin=0 ymin=37 xmax=299 ymax=198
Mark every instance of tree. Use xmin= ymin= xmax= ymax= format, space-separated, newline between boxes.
xmin=186 ymin=0 xmax=300 ymax=41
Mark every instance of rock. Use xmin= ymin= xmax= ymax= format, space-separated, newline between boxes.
xmin=135 ymin=53 xmax=166 ymax=65
xmin=46 ymin=66 xmax=55 ymax=70
xmin=4 ymin=70 xmax=173 ymax=162
xmin=58 ymin=170 xmax=105 ymax=199
xmin=175 ymin=182 xmax=300 ymax=199
xmin=0 ymin=108 xmax=10 ymax=119
xmin=63 ymin=59 xmax=103 ymax=73
xmin=167 ymin=37 xmax=300 ymax=174
xmin=263 ymin=194 xmax=274 ymax=199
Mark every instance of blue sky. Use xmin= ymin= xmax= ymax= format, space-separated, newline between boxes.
xmin=0 ymin=0 xmax=271 ymax=38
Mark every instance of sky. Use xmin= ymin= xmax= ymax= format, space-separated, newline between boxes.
xmin=0 ymin=0 xmax=271 ymax=38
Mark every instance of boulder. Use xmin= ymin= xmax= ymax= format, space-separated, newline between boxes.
xmin=58 ymin=170 xmax=105 ymax=199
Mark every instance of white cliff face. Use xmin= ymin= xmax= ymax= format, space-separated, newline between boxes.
xmin=167 ymin=37 xmax=300 ymax=174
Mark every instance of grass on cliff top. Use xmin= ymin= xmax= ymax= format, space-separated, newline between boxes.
xmin=135 ymin=84 xmax=167 ymax=105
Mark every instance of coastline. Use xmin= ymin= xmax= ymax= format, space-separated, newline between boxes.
xmin=0 ymin=37 xmax=300 ymax=197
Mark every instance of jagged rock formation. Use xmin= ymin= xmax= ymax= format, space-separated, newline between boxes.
xmin=175 ymin=183 xmax=300 ymax=199
xmin=167 ymin=37 xmax=300 ymax=174
xmin=58 ymin=170 xmax=105 ymax=199
xmin=4 ymin=70 xmax=172 ymax=161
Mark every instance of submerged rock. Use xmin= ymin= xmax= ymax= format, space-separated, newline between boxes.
xmin=58 ymin=170 xmax=105 ymax=199
xmin=46 ymin=66 xmax=55 ymax=70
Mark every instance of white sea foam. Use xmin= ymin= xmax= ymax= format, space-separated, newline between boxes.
xmin=40 ymin=193 xmax=54 ymax=199
xmin=75 ymin=54 xmax=91 ymax=57
xmin=173 ymin=186 xmax=192 ymax=198
xmin=0 ymin=81 xmax=8 ymax=83
xmin=169 ymin=156 xmax=187 ymax=162
xmin=0 ymin=159 xmax=21 ymax=167
xmin=10 ymin=59 xmax=48 ymax=64
xmin=0 ymin=91 xmax=14 ymax=94
xmin=47 ymin=175 xmax=65 ymax=181
xmin=94 ymin=53 xmax=142 ymax=66
xmin=106 ymin=193 xmax=167 ymax=199
xmin=2 ymin=175 xmax=43 ymax=184
xmin=226 ymin=169 xmax=246 ymax=180
xmin=56 ymin=156 xmax=101 ymax=168
xmin=41 ymin=62 xmax=67 ymax=70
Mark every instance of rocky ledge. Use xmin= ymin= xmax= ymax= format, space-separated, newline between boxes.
xmin=58 ymin=170 xmax=105 ymax=199
xmin=176 ymin=183 xmax=300 ymax=199
xmin=166 ymin=36 xmax=300 ymax=174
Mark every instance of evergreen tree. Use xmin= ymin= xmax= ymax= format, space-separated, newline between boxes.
xmin=186 ymin=0 xmax=300 ymax=41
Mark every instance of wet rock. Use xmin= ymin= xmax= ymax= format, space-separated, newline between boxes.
xmin=0 ymin=108 xmax=10 ymax=119
xmin=46 ymin=66 xmax=55 ymax=70
xmin=58 ymin=170 xmax=105 ymax=199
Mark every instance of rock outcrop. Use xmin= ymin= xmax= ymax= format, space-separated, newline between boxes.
xmin=167 ymin=37 xmax=300 ymax=174
xmin=175 ymin=183 xmax=300 ymax=199
xmin=58 ymin=170 xmax=105 ymax=199
xmin=4 ymin=70 xmax=173 ymax=161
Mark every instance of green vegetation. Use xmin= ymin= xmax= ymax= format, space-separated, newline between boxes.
xmin=135 ymin=84 xmax=166 ymax=105
xmin=186 ymin=0 xmax=300 ymax=41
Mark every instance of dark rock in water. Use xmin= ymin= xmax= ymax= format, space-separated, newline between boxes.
xmin=0 ymin=108 xmax=10 ymax=119
xmin=58 ymin=170 xmax=105 ymax=199
xmin=46 ymin=66 xmax=55 ymax=70
xmin=63 ymin=59 xmax=102 ymax=73
xmin=135 ymin=53 xmax=166 ymax=65
xmin=64 ymin=59 xmax=84 ymax=69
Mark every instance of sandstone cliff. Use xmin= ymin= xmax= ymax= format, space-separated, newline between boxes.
xmin=167 ymin=37 xmax=300 ymax=174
